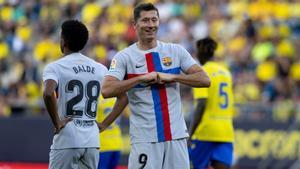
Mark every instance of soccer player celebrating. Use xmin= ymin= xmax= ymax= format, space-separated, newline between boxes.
xmin=100 ymin=3 xmax=210 ymax=169
xmin=189 ymin=37 xmax=235 ymax=169
xmin=43 ymin=19 xmax=126 ymax=169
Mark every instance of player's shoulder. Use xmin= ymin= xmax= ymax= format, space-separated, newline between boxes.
xmin=162 ymin=42 xmax=190 ymax=57
xmin=202 ymin=62 xmax=218 ymax=74
xmin=44 ymin=59 xmax=61 ymax=71
xmin=211 ymin=62 xmax=230 ymax=73
xmin=112 ymin=43 xmax=135 ymax=60
xmin=161 ymin=41 xmax=185 ymax=50
xmin=89 ymin=57 xmax=107 ymax=70
xmin=79 ymin=53 xmax=108 ymax=70
xmin=122 ymin=43 xmax=137 ymax=55
xmin=205 ymin=62 xmax=232 ymax=76
xmin=48 ymin=53 xmax=76 ymax=66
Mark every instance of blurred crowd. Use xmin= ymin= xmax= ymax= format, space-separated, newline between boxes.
xmin=0 ymin=0 xmax=300 ymax=123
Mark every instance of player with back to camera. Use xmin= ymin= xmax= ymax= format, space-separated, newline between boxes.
xmin=189 ymin=37 xmax=235 ymax=169
xmin=43 ymin=19 xmax=127 ymax=169
xmin=99 ymin=3 xmax=210 ymax=169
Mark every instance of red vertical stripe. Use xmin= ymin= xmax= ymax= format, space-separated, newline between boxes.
xmin=146 ymin=53 xmax=155 ymax=72
xmin=158 ymin=85 xmax=172 ymax=140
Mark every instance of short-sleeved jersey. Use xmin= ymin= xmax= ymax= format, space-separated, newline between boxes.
xmin=192 ymin=61 xmax=234 ymax=142
xmin=43 ymin=53 xmax=108 ymax=149
xmin=96 ymin=97 xmax=122 ymax=152
xmin=107 ymin=41 xmax=197 ymax=143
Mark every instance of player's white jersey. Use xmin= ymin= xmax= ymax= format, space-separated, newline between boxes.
xmin=107 ymin=41 xmax=197 ymax=143
xmin=43 ymin=52 xmax=108 ymax=149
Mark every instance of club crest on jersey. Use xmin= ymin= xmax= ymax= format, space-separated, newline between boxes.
xmin=109 ymin=58 xmax=117 ymax=71
xmin=162 ymin=57 xmax=172 ymax=66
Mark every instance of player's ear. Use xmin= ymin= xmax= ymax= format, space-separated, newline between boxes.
xmin=62 ymin=38 xmax=68 ymax=48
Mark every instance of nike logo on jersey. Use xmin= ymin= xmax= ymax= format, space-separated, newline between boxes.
xmin=135 ymin=64 xmax=145 ymax=68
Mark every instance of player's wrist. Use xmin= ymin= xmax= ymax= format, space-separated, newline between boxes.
xmin=137 ymin=75 xmax=144 ymax=82
xmin=53 ymin=122 xmax=60 ymax=130
xmin=97 ymin=122 xmax=107 ymax=132
xmin=137 ymin=74 xmax=148 ymax=83
xmin=53 ymin=124 xmax=62 ymax=134
xmin=172 ymin=74 xmax=179 ymax=82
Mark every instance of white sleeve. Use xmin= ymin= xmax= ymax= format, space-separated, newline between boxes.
xmin=106 ymin=52 xmax=126 ymax=80
xmin=43 ymin=63 xmax=59 ymax=83
xmin=177 ymin=45 xmax=198 ymax=72
xmin=100 ymin=65 xmax=108 ymax=83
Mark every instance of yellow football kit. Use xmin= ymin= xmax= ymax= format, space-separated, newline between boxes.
xmin=192 ymin=61 xmax=235 ymax=142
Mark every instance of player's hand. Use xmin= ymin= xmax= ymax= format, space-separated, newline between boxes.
xmin=139 ymin=72 xmax=158 ymax=84
xmin=54 ymin=116 xmax=73 ymax=134
xmin=157 ymin=72 xmax=176 ymax=84
xmin=97 ymin=122 xmax=106 ymax=133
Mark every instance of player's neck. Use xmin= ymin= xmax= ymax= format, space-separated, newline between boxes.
xmin=63 ymin=49 xmax=77 ymax=56
xmin=137 ymin=39 xmax=157 ymax=50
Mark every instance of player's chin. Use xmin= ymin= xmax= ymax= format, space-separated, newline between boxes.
xmin=144 ymin=36 xmax=156 ymax=42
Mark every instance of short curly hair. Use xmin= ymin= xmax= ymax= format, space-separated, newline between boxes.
xmin=61 ymin=20 xmax=89 ymax=52
xmin=196 ymin=37 xmax=217 ymax=65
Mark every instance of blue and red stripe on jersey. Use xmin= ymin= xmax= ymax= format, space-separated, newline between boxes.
xmin=146 ymin=52 xmax=172 ymax=142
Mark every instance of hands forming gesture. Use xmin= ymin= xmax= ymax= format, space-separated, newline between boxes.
xmin=139 ymin=72 xmax=176 ymax=86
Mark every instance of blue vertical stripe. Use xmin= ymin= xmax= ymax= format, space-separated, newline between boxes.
xmin=149 ymin=52 xmax=165 ymax=142
xmin=152 ymin=52 xmax=163 ymax=72
xmin=151 ymin=85 xmax=165 ymax=142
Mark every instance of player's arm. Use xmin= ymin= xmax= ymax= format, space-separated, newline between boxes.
xmin=43 ymin=79 xmax=71 ymax=134
xmin=189 ymin=98 xmax=207 ymax=137
xmin=158 ymin=64 xmax=210 ymax=87
xmin=101 ymin=72 xmax=158 ymax=98
xmin=98 ymin=93 xmax=128 ymax=132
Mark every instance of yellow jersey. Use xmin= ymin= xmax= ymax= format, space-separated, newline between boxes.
xmin=192 ymin=61 xmax=235 ymax=142
xmin=96 ymin=97 xmax=122 ymax=152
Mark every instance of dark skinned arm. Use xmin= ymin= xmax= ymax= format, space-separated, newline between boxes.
xmin=98 ymin=93 xmax=129 ymax=132
xmin=43 ymin=79 xmax=71 ymax=134
xmin=189 ymin=98 xmax=207 ymax=138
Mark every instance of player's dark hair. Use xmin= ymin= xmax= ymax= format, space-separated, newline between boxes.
xmin=196 ymin=37 xmax=218 ymax=65
xmin=133 ymin=2 xmax=159 ymax=22
xmin=61 ymin=20 xmax=89 ymax=52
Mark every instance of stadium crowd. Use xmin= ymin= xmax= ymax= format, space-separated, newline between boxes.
xmin=0 ymin=0 xmax=300 ymax=123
